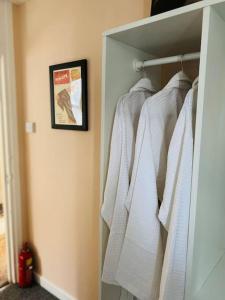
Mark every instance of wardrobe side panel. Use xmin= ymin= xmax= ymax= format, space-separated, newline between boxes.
xmin=100 ymin=37 xmax=160 ymax=300
xmin=186 ymin=6 xmax=225 ymax=300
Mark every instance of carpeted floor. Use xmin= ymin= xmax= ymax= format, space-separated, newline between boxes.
xmin=0 ymin=284 xmax=58 ymax=299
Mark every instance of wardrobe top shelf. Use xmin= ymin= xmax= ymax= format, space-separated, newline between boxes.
xmin=102 ymin=0 xmax=225 ymax=57
xmin=104 ymin=0 xmax=225 ymax=37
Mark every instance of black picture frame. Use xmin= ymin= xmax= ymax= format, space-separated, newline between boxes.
xmin=49 ymin=59 xmax=88 ymax=131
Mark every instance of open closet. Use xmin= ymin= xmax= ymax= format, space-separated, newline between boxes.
xmin=100 ymin=1 xmax=225 ymax=299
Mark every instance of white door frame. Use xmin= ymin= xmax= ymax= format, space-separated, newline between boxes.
xmin=0 ymin=0 xmax=23 ymax=283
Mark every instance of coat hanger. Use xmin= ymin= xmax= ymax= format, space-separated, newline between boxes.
xmin=180 ymin=55 xmax=184 ymax=72
xmin=192 ymin=76 xmax=199 ymax=90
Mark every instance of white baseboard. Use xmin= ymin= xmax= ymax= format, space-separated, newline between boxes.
xmin=34 ymin=272 xmax=77 ymax=300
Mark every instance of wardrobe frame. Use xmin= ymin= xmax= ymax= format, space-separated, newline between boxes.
xmin=100 ymin=1 xmax=225 ymax=299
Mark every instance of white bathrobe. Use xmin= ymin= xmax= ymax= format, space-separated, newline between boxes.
xmin=158 ymin=88 xmax=197 ymax=300
xmin=101 ymin=78 xmax=156 ymax=285
xmin=116 ymin=72 xmax=191 ymax=300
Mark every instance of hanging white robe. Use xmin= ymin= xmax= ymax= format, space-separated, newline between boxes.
xmin=101 ymin=78 xmax=156 ymax=285
xmin=158 ymin=88 xmax=197 ymax=300
xmin=116 ymin=72 xmax=191 ymax=300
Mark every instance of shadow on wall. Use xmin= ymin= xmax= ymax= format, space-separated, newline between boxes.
xmin=29 ymin=243 xmax=42 ymax=276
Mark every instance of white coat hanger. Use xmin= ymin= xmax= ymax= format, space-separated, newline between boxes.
xmin=180 ymin=55 xmax=184 ymax=72
xmin=192 ymin=76 xmax=199 ymax=90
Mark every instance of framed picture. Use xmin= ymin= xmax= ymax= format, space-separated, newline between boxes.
xmin=49 ymin=59 xmax=88 ymax=131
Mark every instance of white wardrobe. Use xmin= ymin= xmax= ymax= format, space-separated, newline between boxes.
xmin=100 ymin=1 xmax=225 ymax=299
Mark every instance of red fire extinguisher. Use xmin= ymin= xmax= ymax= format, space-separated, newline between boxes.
xmin=18 ymin=243 xmax=34 ymax=288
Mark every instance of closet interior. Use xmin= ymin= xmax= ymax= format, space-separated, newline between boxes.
xmin=100 ymin=1 xmax=225 ymax=300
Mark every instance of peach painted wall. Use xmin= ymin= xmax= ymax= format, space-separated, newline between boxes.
xmin=13 ymin=0 xmax=151 ymax=299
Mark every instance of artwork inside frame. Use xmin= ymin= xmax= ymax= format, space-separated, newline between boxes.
xmin=49 ymin=59 xmax=88 ymax=131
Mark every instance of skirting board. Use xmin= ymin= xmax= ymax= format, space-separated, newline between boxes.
xmin=34 ymin=272 xmax=76 ymax=300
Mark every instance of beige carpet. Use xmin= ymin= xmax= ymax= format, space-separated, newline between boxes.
xmin=0 ymin=233 xmax=7 ymax=286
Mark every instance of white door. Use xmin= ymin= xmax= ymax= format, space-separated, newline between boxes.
xmin=0 ymin=0 xmax=22 ymax=284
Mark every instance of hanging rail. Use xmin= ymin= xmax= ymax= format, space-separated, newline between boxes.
xmin=133 ymin=52 xmax=200 ymax=72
